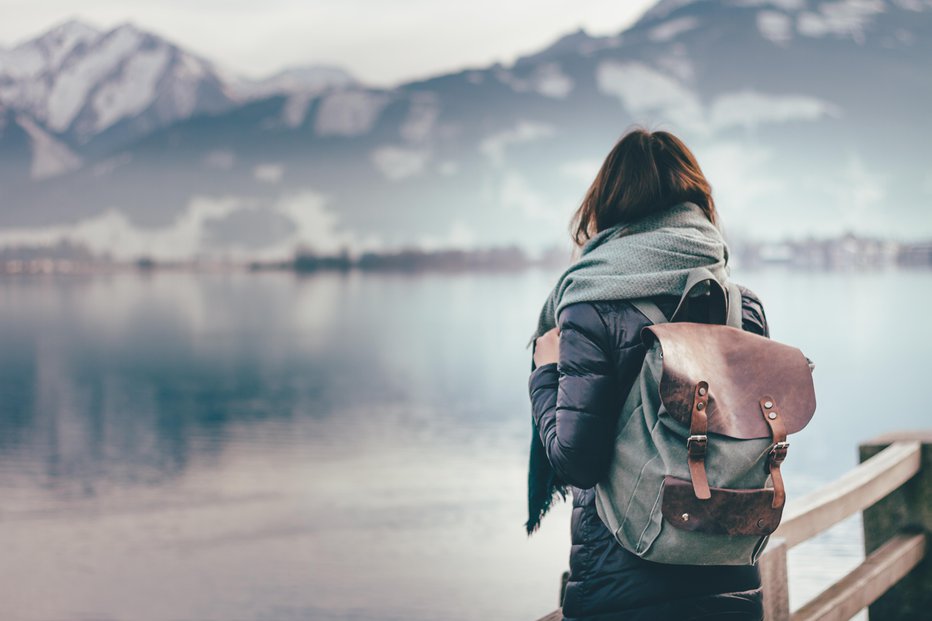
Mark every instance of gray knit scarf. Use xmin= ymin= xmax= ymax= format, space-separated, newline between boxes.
xmin=525 ymin=201 xmax=730 ymax=534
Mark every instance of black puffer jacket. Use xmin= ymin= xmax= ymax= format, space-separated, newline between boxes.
xmin=528 ymin=286 xmax=769 ymax=621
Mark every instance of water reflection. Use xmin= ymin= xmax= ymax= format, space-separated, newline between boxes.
xmin=0 ymin=269 xmax=928 ymax=620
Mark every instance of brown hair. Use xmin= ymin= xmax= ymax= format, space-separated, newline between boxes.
xmin=569 ymin=127 xmax=717 ymax=247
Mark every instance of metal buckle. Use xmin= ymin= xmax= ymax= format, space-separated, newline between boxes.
xmin=687 ymin=434 xmax=708 ymax=458
xmin=769 ymin=441 xmax=790 ymax=465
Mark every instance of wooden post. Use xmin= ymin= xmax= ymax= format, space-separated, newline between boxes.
xmin=860 ymin=432 xmax=932 ymax=619
xmin=759 ymin=537 xmax=790 ymax=621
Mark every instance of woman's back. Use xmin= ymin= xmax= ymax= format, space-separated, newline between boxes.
xmin=529 ymin=286 xmax=769 ymax=621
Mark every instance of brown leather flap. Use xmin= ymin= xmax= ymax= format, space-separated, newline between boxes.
xmin=644 ymin=322 xmax=816 ymax=439
xmin=661 ymin=476 xmax=783 ymax=536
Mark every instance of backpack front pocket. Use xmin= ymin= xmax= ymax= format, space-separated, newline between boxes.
xmin=659 ymin=475 xmax=784 ymax=536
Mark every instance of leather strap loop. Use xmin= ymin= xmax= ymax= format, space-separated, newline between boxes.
xmin=687 ymin=381 xmax=711 ymax=500
xmin=725 ymin=281 xmax=743 ymax=328
xmin=760 ymin=396 xmax=789 ymax=509
xmin=671 ymin=271 xmax=728 ymax=324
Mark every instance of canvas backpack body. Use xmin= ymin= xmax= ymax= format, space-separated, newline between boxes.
xmin=593 ymin=267 xmax=817 ymax=565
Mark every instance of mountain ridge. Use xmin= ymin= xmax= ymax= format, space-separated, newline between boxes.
xmin=0 ymin=17 xmax=358 ymax=157
xmin=2 ymin=1 xmax=931 ymax=260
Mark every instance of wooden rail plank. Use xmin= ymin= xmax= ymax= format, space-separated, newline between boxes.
xmin=861 ymin=434 xmax=932 ymax=618
xmin=792 ymin=532 xmax=926 ymax=621
xmin=534 ymin=610 xmax=562 ymax=621
xmin=775 ymin=441 xmax=921 ymax=548
xmin=760 ymin=538 xmax=790 ymax=621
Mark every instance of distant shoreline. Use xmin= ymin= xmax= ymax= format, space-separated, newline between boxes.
xmin=2 ymin=234 xmax=931 ymax=275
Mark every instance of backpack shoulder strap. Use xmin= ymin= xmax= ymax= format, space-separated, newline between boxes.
xmin=628 ymin=298 xmax=668 ymax=326
xmin=628 ymin=267 xmax=731 ymax=326
xmin=671 ymin=267 xmax=727 ymax=324
xmin=725 ymin=281 xmax=743 ymax=328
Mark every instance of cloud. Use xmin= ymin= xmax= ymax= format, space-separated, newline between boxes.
xmin=796 ymin=1 xmax=886 ymax=42
xmin=596 ymin=60 xmax=706 ymax=132
xmin=559 ymin=158 xmax=602 ymax=184
xmin=655 ymin=51 xmax=695 ymax=83
xmin=0 ymin=195 xmax=242 ymax=260
xmin=648 ymin=16 xmax=699 ymax=42
xmin=370 ymin=145 xmax=430 ymax=180
xmin=708 ymin=90 xmax=841 ymax=130
xmin=203 ymin=149 xmax=235 ymax=170
xmin=253 ymin=163 xmax=284 ymax=183
xmin=0 ymin=190 xmax=383 ymax=261
xmin=532 ymin=63 xmax=574 ymax=99
xmin=479 ymin=120 xmax=555 ymax=166
xmin=416 ymin=219 xmax=477 ymax=250
xmin=823 ymin=153 xmax=886 ymax=229
xmin=495 ymin=63 xmax=574 ymax=99
xmin=436 ymin=160 xmax=459 ymax=176
xmin=499 ymin=171 xmax=563 ymax=224
xmin=699 ymin=142 xmax=785 ymax=216
xmin=275 ymin=191 xmax=384 ymax=256
xmin=733 ymin=0 xmax=805 ymax=10
xmin=596 ymin=60 xmax=840 ymax=135
xmin=757 ymin=11 xmax=794 ymax=44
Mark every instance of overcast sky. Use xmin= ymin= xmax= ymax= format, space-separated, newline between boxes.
xmin=0 ymin=0 xmax=658 ymax=87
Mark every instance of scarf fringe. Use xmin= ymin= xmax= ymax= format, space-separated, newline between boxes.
xmin=526 ymin=480 xmax=567 ymax=535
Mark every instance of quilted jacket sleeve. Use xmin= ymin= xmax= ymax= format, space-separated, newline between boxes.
xmin=528 ymin=302 xmax=625 ymax=489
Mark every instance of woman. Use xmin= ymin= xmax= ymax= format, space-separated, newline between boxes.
xmin=527 ymin=128 xmax=768 ymax=621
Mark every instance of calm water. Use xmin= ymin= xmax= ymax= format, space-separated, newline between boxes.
xmin=0 ymin=268 xmax=928 ymax=621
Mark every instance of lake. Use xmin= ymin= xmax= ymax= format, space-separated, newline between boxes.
xmin=0 ymin=268 xmax=928 ymax=621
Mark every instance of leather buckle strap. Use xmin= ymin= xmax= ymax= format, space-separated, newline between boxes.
xmin=687 ymin=381 xmax=711 ymax=500
xmin=760 ymin=397 xmax=788 ymax=509
xmin=769 ymin=441 xmax=790 ymax=466
xmin=687 ymin=435 xmax=708 ymax=458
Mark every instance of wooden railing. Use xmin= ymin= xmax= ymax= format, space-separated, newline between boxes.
xmin=534 ymin=432 xmax=932 ymax=621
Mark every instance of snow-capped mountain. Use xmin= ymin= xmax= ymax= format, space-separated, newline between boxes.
xmin=0 ymin=19 xmax=358 ymax=163
xmin=0 ymin=20 xmax=236 ymax=157
xmin=2 ymin=1 xmax=931 ymax=260
xmin=230 ymin=66 xmax=357 ymax=100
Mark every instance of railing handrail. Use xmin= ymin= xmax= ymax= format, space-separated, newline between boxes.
xmin=774 ymin=440 xmax=921 ymax=548
xmin=533 ymin=437 xmax=929 ymax=621
xmin=792 ymin=531 xmax=926 ymax=621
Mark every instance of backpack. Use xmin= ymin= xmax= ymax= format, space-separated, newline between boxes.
xmin=593 ymin=267 xmax=816 ymax=565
